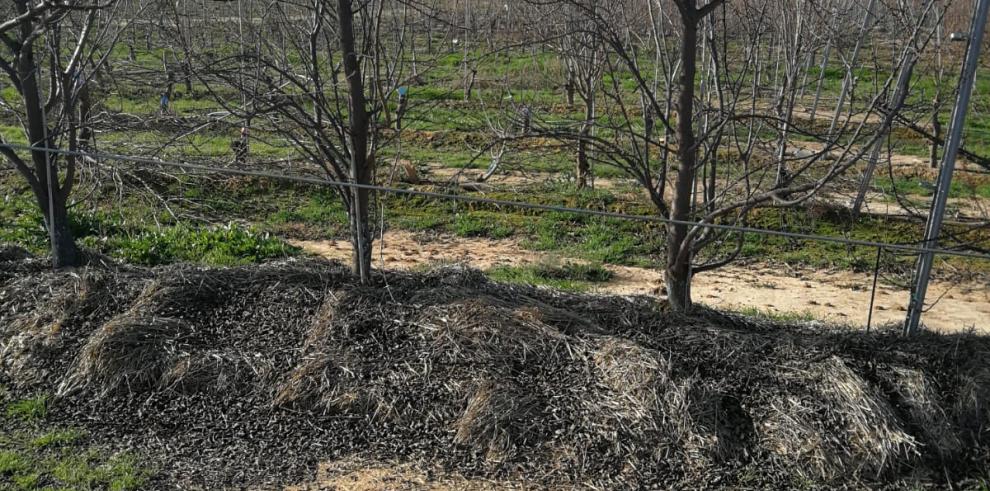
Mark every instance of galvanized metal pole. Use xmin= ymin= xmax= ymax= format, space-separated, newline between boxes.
xmin=905 ymin=0 xmax=990 ymax=335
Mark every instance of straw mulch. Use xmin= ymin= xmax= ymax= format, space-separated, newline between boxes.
xmin=1 ymin=249 xmax=988 ymax=489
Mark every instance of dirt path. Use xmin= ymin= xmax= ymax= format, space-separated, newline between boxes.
xmin=289 ymin=460 xmax=518 ymax=491
xmin=290 ymin=231 xmax=990 ymax=334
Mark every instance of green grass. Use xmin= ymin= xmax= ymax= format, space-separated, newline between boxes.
xmin=51 ymin=451 xmax=148 ymax=490
xmin=0 ymin=451 xmax=29 ymax=476
xmin=487 ymin=260 xmax=613 ymax=291
xmin=391 ymin=211 xmax=447 ymax=231
xmin=451 ymin=212 xmax=515 ymax=239
xmin=373 ymin=183 xmax=662 ymax=267
xmin=1 ymin=392 xmax=151 ymax=490
xmin=30 ymin=429 xmax=86 ymax=449
xmin=90 ymin=224 xmax=299 ymax=266
xmin=0 ymin=192 xmax=299 ymax=267
xmin=6 ymin=396 xmax=47 ymax=421
xmin=0 ymin=445 xmax=149 ymax=491
xmin=95 ymin=127 xmax=294 ymax=161
xmin=5 ymin=162 xmax=989 ymax=278
xmin=874 ymin=176 xmax=990 ymax=199
xmin=698 ymin=204 xmax=990 ymax=275
xmin=522 ymin=211 xmax=662 ymax=267
xmin=734 ymin=306 xmax=818 ymax=323
xmin=532 ymin=261 xmax=613 ymax=282
xmin=0 ymin=124 xmax=30 ymax=145
xmin=266 ymin=193 xmax=349 ymax=227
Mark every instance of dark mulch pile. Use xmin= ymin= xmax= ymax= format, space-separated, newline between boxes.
xmin=1 ymin=247 xmax=988 ymax=489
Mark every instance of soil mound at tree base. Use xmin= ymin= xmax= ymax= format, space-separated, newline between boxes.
xmin=1 ymin=250 xmax=988 ymax=489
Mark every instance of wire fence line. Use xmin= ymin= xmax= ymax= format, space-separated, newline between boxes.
xmin=4 ymin=142 xmax=990 ymax=262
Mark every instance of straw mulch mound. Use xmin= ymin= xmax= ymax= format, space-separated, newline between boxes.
xmin=1 ymin=248 xmax=988 ymax=489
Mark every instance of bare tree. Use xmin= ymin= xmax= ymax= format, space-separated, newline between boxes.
xmin=0 ymin=0 xmax=120 ymax=268
xmin=523 ymin=0 xmax=944 ymax=311
xmin=197 ymin=0 xmax=421 ymax=283
xmin=556 ymin=2 xmax=608 ymax=188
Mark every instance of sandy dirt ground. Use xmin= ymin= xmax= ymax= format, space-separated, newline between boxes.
xmin=290 ymin=231 xmax=990 ymax=334
xmin=288 ymin=461 xmax=531 ymax=491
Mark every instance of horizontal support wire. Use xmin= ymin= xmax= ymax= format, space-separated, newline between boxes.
xmin=4 ymin=142 xmax=990 ymax=262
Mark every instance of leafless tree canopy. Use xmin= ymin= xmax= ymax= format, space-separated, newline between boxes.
xmin=0 ymin=0 xmax=122 ymax=268
xmin=510 ymin=0 xmax=954 ymax=309
xmin=1 ymin=0 xmax=984 ymax=312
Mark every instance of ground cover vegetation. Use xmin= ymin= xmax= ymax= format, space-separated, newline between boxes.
xmin=1 ymin=1 xmax=989 ymax=296
xmin=2 ymin=0 xmax=990 ymax=488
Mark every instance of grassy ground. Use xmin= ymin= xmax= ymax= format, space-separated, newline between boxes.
xmin=3 ymin=166 xmax=989 ymax=290
xmin=0 ymin=187 xmax=297 ymax=267
xmin=0 ymin=390 xmax=151 ymax=490
xmin=2 ymin=42 xmax=990 ymax=288
xmin=486 ymin=260 xmax=614 ymax=292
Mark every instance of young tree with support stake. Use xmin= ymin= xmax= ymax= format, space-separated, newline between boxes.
xmin=0 ymin=0 xmax=119 ymax=268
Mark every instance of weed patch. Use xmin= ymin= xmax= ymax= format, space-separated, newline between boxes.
xmin=0 ymin=392 xmax=149 ymax=490
xmin=451 ymin=212 xmax=515 ymax=239
xmin=6 ymin=396 xmax=47 ymax=421
xmin=30 ymin=429 xmax=86 ymax=449
xmin=487 ymin=260 xmax=612 ymax=291
xmin=94 ymin=225 xmax=297 ymax=266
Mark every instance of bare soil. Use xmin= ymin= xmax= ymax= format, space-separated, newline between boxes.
xmin=288 ymin=459 xmax=533 ymax=491
xmin=291 ymin=231 xmax=990 ymax=333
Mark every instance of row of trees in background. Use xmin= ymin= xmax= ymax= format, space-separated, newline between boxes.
xmin=0 ymin=0 xmax=983 ymax=312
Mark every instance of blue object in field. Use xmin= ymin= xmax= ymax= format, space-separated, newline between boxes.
xmin=398 ymin=86 xmax=408 ymax=97
xmin=72 ymin=69 xmax=84 ymax=91
xmin=160 ymin=94 xmax=169 ymax=109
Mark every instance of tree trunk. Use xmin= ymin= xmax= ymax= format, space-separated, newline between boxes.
xmin=338 ymin=0 xmax=373 ymax=284
xmin=658 ymin=81 xmax=673 ymax=199
xmin=464 ymin=68 xmax=476 ymax=101
xmin=808 ymin=38 xmax=831 ymax=122
xmin=184 ymin=62 xmax=193 ymax=94
xmin=79 ymin=84 xmax=93 ymax=146
xmin=565 ymin=68 xmax=576 ymax=107
xmin=13 ymin=0 xmax=81 ymax=269
xmin=775 ymin=7 xmax=804 ymax=187
xmin=35 ymin=189 xmax=81 ymax=268
xmin=852 ymin=53 xmax=918 ymax=221
xmin=666 ymin=12 xmax=699 ymax=312
xmin=644 ymin=98 xmax=654 ymax=179
xmin=828 ymin=0 xmax=875 ymax=137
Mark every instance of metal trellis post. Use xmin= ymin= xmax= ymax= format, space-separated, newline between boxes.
xmin=905 ymin=0 xmax=990 ymax=335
